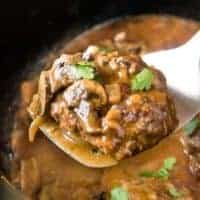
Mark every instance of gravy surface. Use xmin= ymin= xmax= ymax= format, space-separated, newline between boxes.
xmin=10 ymin=15 xmax=200 ymax=200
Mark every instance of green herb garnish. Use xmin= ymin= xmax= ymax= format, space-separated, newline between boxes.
xmin=74 ymin=61 xmax=95 ymax=79
xmin=140 ymin=167 xmax=169 ymax=180
xmin=184 ymin=118 xmax=200 ymax=136
xmin=168 ymin=186 xmax=182 ymax=198
xmin=139 ymin=157 xmax=176 ymax=180
xmin=110 ymin=187 xmax=129 ymax=200
xmin=139 ymin=170 xmax=156 ymax=178
xmin=76 ymin=61 xmax=94 ymax=67
xmin=163 ymin=157 xmax=177 ymax=171
xmin=155 ymin=167 xmax=169 ymax=180
xmin=99 ymin=46 xmax=114 ymax=53
xmin=131 ymin=68 xmax=154 ymax=91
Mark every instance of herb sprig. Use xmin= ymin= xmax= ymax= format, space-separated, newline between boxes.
xmin=74 ymin=61 xmax=95 ymax=80
xmin=139 ymin=157 xmax=176 ymax=180
xmin=98 ymin=46 xmax=114 ymax=53
xmin=168 ymin=185 xmax=183 ymax=199
xmin=110 ymin=187 xmax=129 ymax=200
xmin=184 ymin=117 xmax=200 ymax=136
xmin=131 ymin=68 xmax=154 ymax=91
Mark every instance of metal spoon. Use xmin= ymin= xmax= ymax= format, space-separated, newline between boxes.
xmin=142 ymin=30 xmax=200 ymax=129
xmin=40 ymin=30 xmax=200 ymax=168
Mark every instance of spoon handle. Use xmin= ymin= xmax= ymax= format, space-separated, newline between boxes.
xmin=182 ymin=30 xmax=200 ymax=52
xmin=142 ymin=30 xmax=200 ymax=128
xmin=143 ymin=29 xmax=200 ymax=98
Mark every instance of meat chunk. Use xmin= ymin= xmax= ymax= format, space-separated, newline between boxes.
xmin=84 ymin=90 xmax=177 ymax=159
xmin=28 ymin=45 xmax=178 ymax=160
xmin=50 ymin=96 xmax=79 ymax=133
xmin=63 ymin=80 xmax=107 ymax=107
xmin=75 ymin=100 xmax=101 ymax=133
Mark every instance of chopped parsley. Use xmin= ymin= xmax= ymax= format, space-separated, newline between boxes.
xmin=140 ymin=168 xmax=169 ymax=180
xmin=139 ymin=170 xmax=156 ymax=178
xmin=155 ymin=167 xmax=169 ymax=180
xmin=131 ymin=68 xmax=154 ymax=91
xmin=110 ymin=187 xmax=129 ymax=200
xmin=139 ymin=157 xmax=176 ymax=180
xmin=98 ymin=46 xmax=114 ymax=53
xmin=76 ymin=61 xmax=94 ymax=67
xmin=168 ymin=185 xmax=182 ymax=199
xmin=184 ymin=117 xmax=200 ymax=136
xmin=74 ymin=61 xmax=95 ymax=79
xmin=163 ymin=157 xmax=177 ymax=171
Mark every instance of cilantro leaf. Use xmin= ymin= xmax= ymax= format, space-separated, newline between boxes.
xmin=131 ymin=68 xmax=154 ymax=91
xmin=76 ymin=66 xmax=95 ymax=79
xmin=139 ymin=157 xmax=176 ymax=180
xmin=77 ymin=61 xmax=94 ymax=67
xmin=98 ymin=46 xmax=114 ymax=53
xmin=164 ymin=157 xmax=176 ymax=171
xmin=184 ymin=118 xmax=200 ymax=136
xmin=110 ymin=187 xmax=129 ymax=200
xmin=168 ymin=186 xmax=182 ymax=198
xmin=154 ymin=167 xmax=169 ymax=180
xmin=140 ymin=168 xmax=169 ymax=180
xmin=139 ymin=170 xmax=156 ymax=178
xmin=74 ymin=61 xmax=95 ymax=80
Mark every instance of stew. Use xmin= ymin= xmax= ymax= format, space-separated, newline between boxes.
xmin=9 ymin=15 xmax=200 ymax=199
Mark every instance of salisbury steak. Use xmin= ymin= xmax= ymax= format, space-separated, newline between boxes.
xmin=28 ymin=45 xmax=178 ymax=160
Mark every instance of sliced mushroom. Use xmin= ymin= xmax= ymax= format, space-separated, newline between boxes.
xmin=114 ymin=31 xmax=127 ymax=42
xmin=82 ymin=45 xmax=99 ymax=60
xmin=29 ymin=79 xmax=107 ymax=141
xmin=75 ymin=100 xmax=101 ymax=133
xmin=28 ymin=71 xmax=52 ymax=118
xmin=62 ymin=80 xmax=107 ymax=133
xmin=28 ymin=116 xmax=46 ymax=142
xmin=105 ymin=83 xmax=121 ymax=104
xmin=49 ymin=54 xmax=82 ymax=92
xmin=27 ymin=94 xmax=41 ymax=119
xmin=63 ymin=80 xmax=107 ymax=107
xmin=63 ymin=81 xmax=88 ymax=107
xmin=103 ymin=106 xmax=125 ymax=137
xmin=38 ymin=71 xmax=52 ymax=116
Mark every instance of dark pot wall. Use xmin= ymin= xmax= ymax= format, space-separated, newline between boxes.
xmin=0 ymin=0 xmax=200 ymax=179
xmin=1 ymin=0 xmax=200 ymax=86
xmin=1 ymin=0 xmax=200 ymax=154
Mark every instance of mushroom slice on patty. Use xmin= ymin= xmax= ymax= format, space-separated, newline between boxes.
xmin=63 ymin=80 xmax=107 ymax=133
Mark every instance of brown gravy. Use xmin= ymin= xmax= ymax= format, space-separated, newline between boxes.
xmin=10 ymin=15 xmax=200 ymax=200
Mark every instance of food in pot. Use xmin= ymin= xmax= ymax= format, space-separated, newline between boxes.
xmin=28 ymin=43 xmax=177 ymax=160
xmin=7 ymin=15 xmax=200 ymax=200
